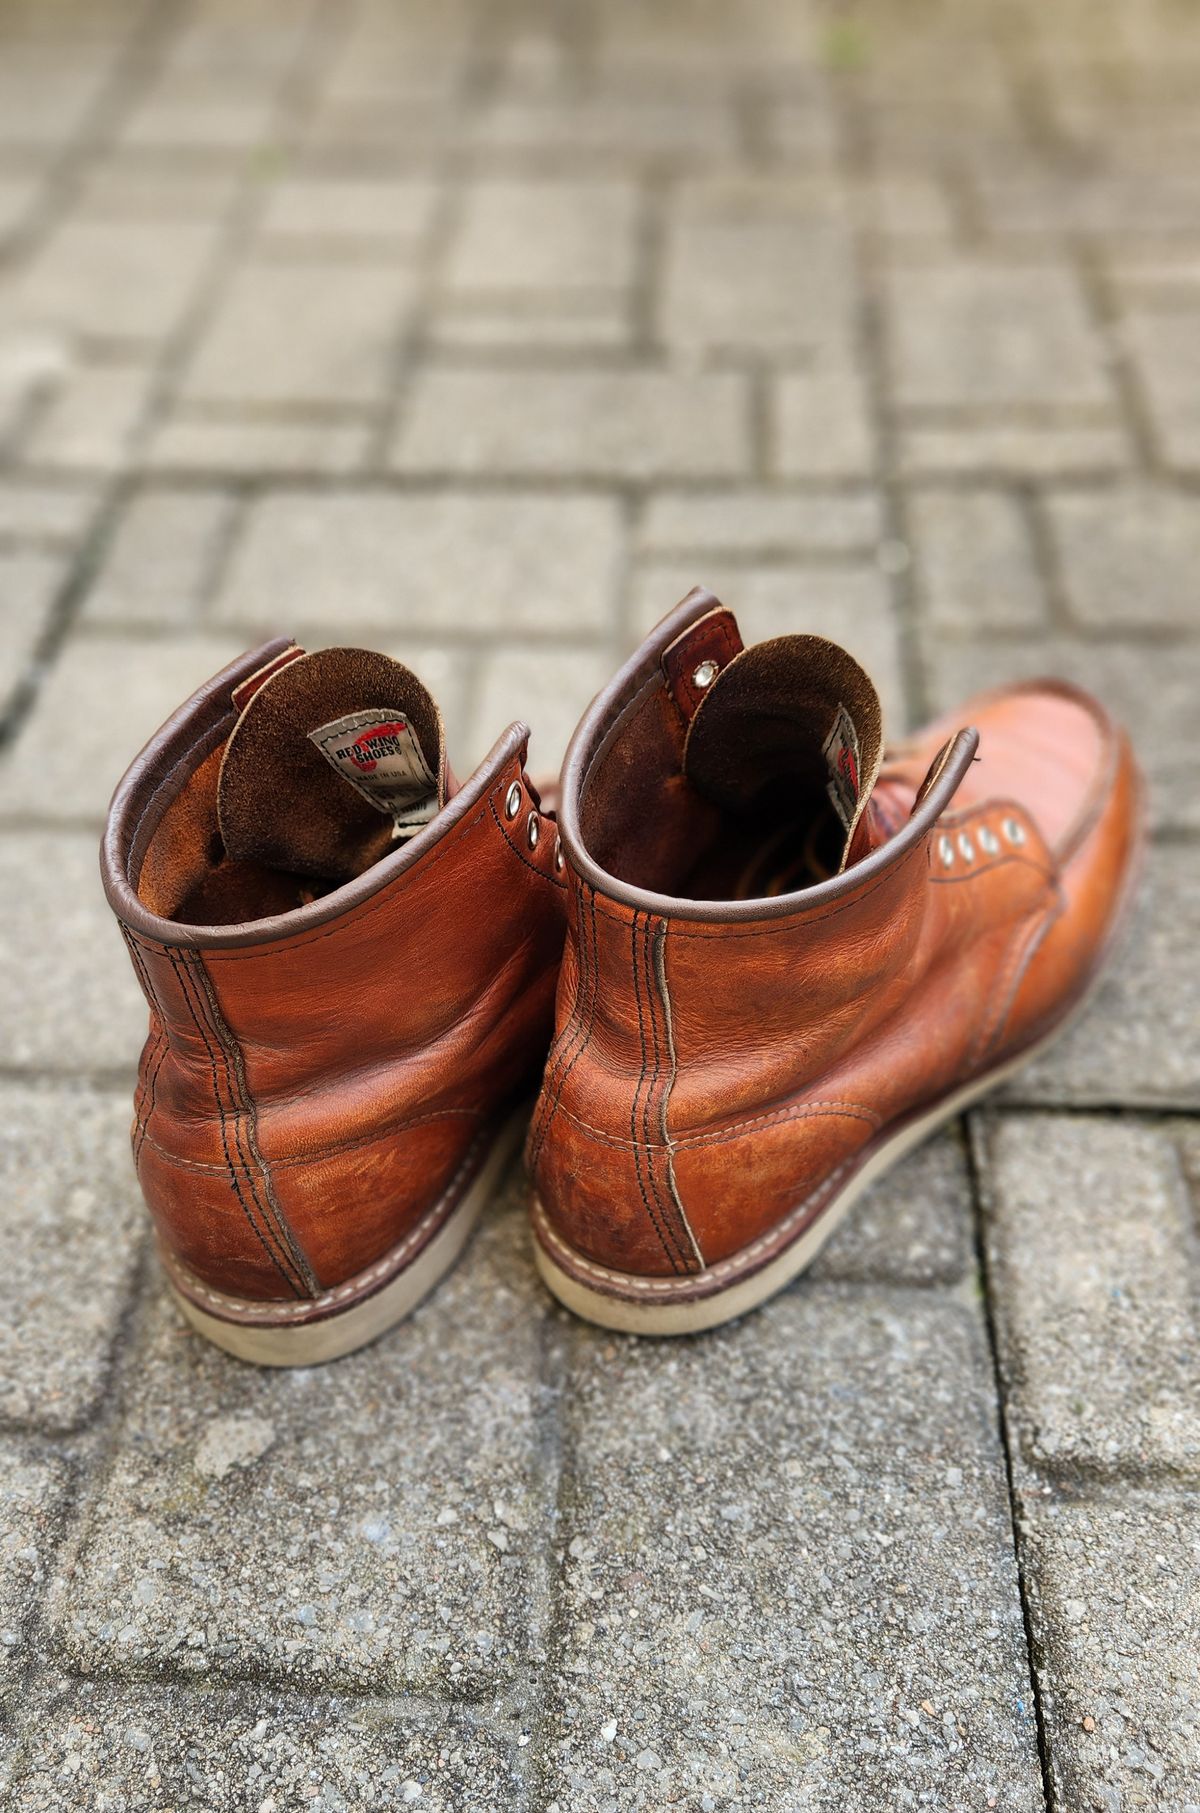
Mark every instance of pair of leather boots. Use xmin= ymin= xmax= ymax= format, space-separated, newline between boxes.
xmin=102 ymin=588 xmax=1142 ymax=1365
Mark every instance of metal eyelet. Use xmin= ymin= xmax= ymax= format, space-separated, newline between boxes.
xmin=957 ymin=832 xmax=975 ymax=862
xmin=692 ymin=658 xmax=719 ymax=690
xmin=1002 ymin=816 xmax=1026 ymax=847
xmin=938 ymin=835 xmax=955 ymax=868
xmin=526 ymin=812 xmax=540 ymax=850
xmin=553 ymin=837 xmax=564 ymax=873
xmin=978 ymin=824 xmax=1000 ymax=856
xmin=504 ymin=781 xmax=522 ymax=820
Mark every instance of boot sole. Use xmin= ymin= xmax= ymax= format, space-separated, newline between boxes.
xmin=531 ymin=826 xmax=1145 ymax=1338
xmin=167 ymin=1109 xmax=524 ymax=1366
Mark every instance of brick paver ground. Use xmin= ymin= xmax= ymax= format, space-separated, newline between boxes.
xmin=1 ymin=1 xmax=1197 ymax=1807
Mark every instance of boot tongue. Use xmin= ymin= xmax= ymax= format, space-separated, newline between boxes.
xmin=683 ymin=633 xmax=884 ymax=875
xmin=217 ymin=646 xmax=449 ymax=883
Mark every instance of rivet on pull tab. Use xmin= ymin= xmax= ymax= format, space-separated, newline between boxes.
xmin=661 ymin=598 xmax=744 ymax=724
xmin=230 ymin=645 xmax=305 ymax=715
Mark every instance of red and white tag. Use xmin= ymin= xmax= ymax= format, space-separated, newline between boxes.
xmin=309 ymin=709 xmax=438 ymax=837
xmin=822 ymin=702 xmax=861 ymax=834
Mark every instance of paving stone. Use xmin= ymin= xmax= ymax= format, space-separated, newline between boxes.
xmin=144 ymin=411 xmax=369 ymax=477
xmin=0 ymin=829 xmax=147 ymax=1071
xmin=0 ymin=481 xmax=97 ymax=547
xmin=392 ymin=368 xmax=751 ymax=481
xmin=1004 ymin=841 xmax=1200 ymax=1111
xmin=0 ymin=52 xmax=111 ymax=149
xmin=1111 ymin=307 xmax=1200 ymax=472
xmin=5 ymin=1676 xmax=521 ymax=1812
xmin=0 ymin=1445 xmax=67 ymax=1709
xmin=0 ymin=1085 xmax=142 ymax=1430
xmin=660 ymin=181 xmax=856 ymax=356
xmin=630 ymin=560 xmax=907 ymax=728
xmin=72 ymin=155 xmax=242 ymax=223
xmin=897 ymin=417 xmax=1131 ymax=479
xmin=82 ymin=490 xmax=236 ymax=627
xmin=980 ymin=1115 xmax=1200 ymax=1476
xmin=472 ymin=93 xmax=738 ymax=162
xmin=0 ymin=548 xmax=64 ymax=718
xmin=909 ymin=488 xmax=1047 ymax=632
xmin=472 ymin=641 xmax=613 ymax=772
xmin=640 ymin=486 xmax=883 ymax=557
xmin=429 ymin=293 xmax=633 ymax=352
xmin=887 ymin=263 xmax=1112 ymax=409
xmin=19 ymin=364 xmax=152 ymax=472
xmin=1021 ymin=1491 xmax=1200 ymax=1809
xmin=214 ymin=490 xmax=623 ymax=636
xmin=447 ymin=180 xmax=639 ymax=296
xmin=924 ymin=634 xmax=1200 ymax=835
xmin=115 ymin=79 xmax=283 ymax=153
xmin=772 ymin=366 xmax=877 ymax=479
xmin=0 ymin=632 xmax=244 ymax=823
xmin=1 ymin=220 xmax=216 ymax=348
xmin=259 ymin=176 xmax=438 ymax=247
xmin=543 ymin=1291 xmax=1042 ymax=1812
xmin=1047 ymin=483 xmax=1200 ymax=630
xmin=808 ymin=1128 xmax=972 ymax=1287
xmin=51 ymin=1192 xmax=556 ymax=1697
xmin=182 ymin=263 xmax=416 ymax=408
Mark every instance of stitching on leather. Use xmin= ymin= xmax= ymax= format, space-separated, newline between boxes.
xmin=650 ymin=918 xmax=704 ymax=1267
xmin=640 ymin=912 xmax=692 ymax=1272
xmin=134 ymin=1027 xmax=168 ymax=1164
xmin=130 ymin=779 xmax=510 ymax=964
xmin=582 ymin=833 xmax=928 ymax=940
xmin=971 ymin=888 xmax=1065 ymax=1070
xmin=533 ymin=1155 xmax=860 ymax=1296
xmin=526 ymin=902 xmax=585 ymax=1158
xmin=140 ymin=1105 xmax=481 ymax=1175
xmin=529 ymin=882 xmax=599 ymax=1174
xmin=167 ymin=1123 xmax=491 ymax=1321
xmin=123 ymin=929 xmax=167 ymax=1160
xmin=191 ymin=953 xmax=320 ymax=1298
xmin=550 ymin=1097 xmax=880 ymax=1152
xmin=165 ymin=947 xmax=303 ymax=1297
xmin=487 ymin=793 xmax=568 ymax=891
xmin=629 ymin=911 xmax=685 ymax=1273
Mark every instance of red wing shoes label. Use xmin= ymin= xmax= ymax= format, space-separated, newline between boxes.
xmin=310 ymin=709 xmax=439 ymax=836
xmin=822 ymin=701 xmax=861 ymax=833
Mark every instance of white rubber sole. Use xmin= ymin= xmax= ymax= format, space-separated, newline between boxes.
xmin=530 ymin=1021 xmax=1071 ymax=1336
xmin=170 ymin=1111 xmax=524 ymax=1367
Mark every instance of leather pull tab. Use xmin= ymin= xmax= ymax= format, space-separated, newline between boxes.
xmin=661 ymin=602 xmax=743 ymax=724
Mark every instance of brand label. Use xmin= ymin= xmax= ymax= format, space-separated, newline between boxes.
xmin=309 ymin=709 xmax=438 ymax=836
xmin=822 ymin=702 xmax=861 ymax=834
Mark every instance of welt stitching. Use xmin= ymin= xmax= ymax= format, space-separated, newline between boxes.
xmin=641 ymin=914 xmax=693 ymax=1271
xmin=165 ymin=947 xmax=301 ymax=1296
xmin=139 ymin=1105 xmax=482 ymax=1176
xmin=629 ymin=911 xmax=684 ymax=1274
xmin=191 ymin=954 xmax=321 ymax=1299
xmin=176 ymin=949 xmax=308 ymax=1297
xmin=530 ymin=882 xmax=599 ymax=1173
xmin=487 ymin=794 xmax=568 ymax=891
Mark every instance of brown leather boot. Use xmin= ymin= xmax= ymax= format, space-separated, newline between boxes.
xmin=529 ymin=587 xmax=1144 ymax=1333
xmin=102 ymin=641 xmax=566 ymax=1364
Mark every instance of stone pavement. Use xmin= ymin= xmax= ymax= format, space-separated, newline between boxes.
xmin=0 ymin=0 xmax=1198 ymax=1805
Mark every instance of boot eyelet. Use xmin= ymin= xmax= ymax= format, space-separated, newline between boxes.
xmin=957 ymin=832 xmax=975 ymax=862
xmin=1002 ymin=817 xmax=1026 ymax=846
xmin=938 ymin=835 xmax=955 ymax=868
xmin=527 ymin=812 xmax=540 ymax=850
xmin=978 ymin=825 xmax=1000 ymax=855
xmin=553 ymin=836 xmax=564 ymax=873
xmin=504 ymin=781 xmax=522 ymax=819
xmin=692 ymin=658 xmax=719 ymax=690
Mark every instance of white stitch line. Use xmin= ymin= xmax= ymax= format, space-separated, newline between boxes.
xmin=166 ymin=1131 xmax=487 ymax=1322
xmin=533 ymin=1155 xmax=859 ymax=1298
